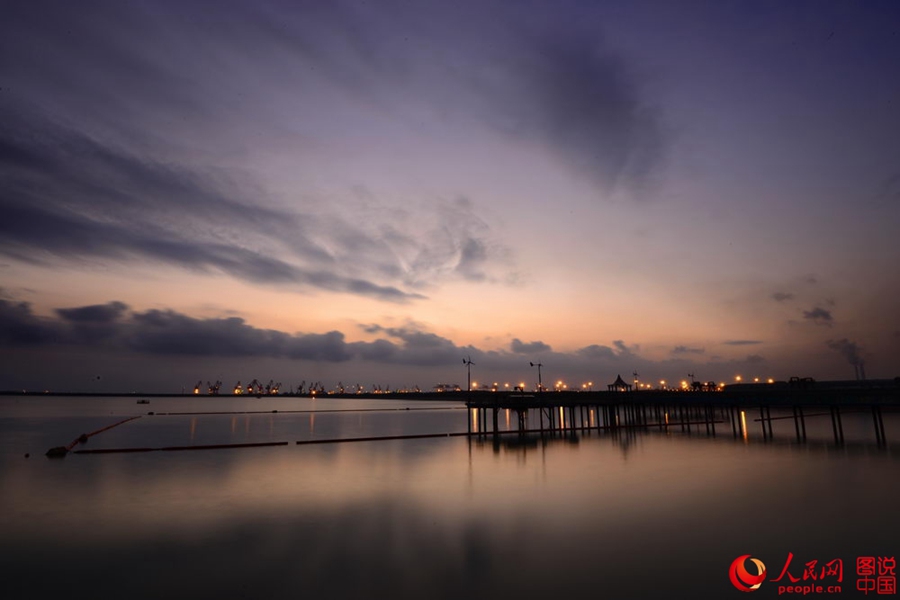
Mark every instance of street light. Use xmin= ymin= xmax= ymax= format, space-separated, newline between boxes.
xmin=530 ymin=362 xmax=543 ymax=392
xmin=463 ymin=356 xmax=474 ymax=392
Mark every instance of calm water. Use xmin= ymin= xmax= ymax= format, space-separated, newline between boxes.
xmin=2 ymin=395 xmax=899 ymax=599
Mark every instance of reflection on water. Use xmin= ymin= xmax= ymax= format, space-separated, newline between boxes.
xmin=1 ymin=396 xmax=899 ymax=599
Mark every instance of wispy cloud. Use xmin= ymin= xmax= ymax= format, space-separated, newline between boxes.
xmin=803 ymin=307 xmax=833 ymax=326
xmin=723 ymin=340 xmax=763 ymax=346
xmin=672 ymin=345 xmax=705 ymax=355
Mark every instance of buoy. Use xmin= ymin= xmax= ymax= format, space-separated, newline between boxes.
xmin=24 ymin=453 xmax=30 ymax=458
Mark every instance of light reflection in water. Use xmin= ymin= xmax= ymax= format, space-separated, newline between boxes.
xmin=740 ymin=410 xmax=748 ymax=442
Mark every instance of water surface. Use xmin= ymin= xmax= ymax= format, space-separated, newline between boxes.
xmin=2 ymin=395 xmax=898 ymax=599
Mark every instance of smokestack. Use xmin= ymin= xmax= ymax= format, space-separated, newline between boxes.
xmin=854 ymin=363 xmax=860 ymax=380
xmin=859 ymin=361 xmax=866 ymax=381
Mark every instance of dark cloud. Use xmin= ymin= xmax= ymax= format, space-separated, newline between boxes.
xmin=723 ymin=340 xmax=763 ymax=346
xmin=576 ymin=340 xmax=637 ymax=360
xmin=612 ymin=340 xmax=638 ymax=356
xmin=803 ymin=307 xmax=833 ymax=326
xmin=510 ymin=339 xmax=551 ymax=354
xmin=492 ymin=28 xmax=664 ymax=191
xmin=672 ymin=346 xmax=705 ymax=355
xmin=771 ymin=292 xmax=794 ymax=302
xmin=56 ymin=302 xmax=129 ymax=324
xmin=354 ymin=325 xmax=472 ymax=366
xmin=577 ymin=345 xmax=617 ymax=360
xmin=0 ymin=300 xmax=60 ymax=345
xmin=128 ymin=310 xmax=292 ymax=357
xmin=0 ymin=297 xmax=850 ymax=391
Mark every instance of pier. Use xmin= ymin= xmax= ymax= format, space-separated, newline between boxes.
xmin=465 ymin=385 xmax=900 ymax=446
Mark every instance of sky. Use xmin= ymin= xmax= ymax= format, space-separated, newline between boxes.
xmin=2 ymin=0 xmax=899 ymax=393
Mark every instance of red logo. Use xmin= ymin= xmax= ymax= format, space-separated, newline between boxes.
xmin=730 ymin=555 xmax=767 ymax=592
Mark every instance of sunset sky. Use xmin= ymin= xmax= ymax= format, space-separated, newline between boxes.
xmin=2 ymin=0 xmax=899 ymax=392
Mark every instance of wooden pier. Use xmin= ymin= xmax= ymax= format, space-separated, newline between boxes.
xmin=465 ymin=385 xmax=900 ymax=446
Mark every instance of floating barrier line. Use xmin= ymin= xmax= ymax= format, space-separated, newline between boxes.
xmin=74 ymin=441 xmax=290 ymax=454
xmin=46 ymin=415 xmax=142 ymax=457
xmin=296 ymin=432 xmax=471 ymax=445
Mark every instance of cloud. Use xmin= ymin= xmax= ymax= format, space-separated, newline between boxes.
xmin=722 ymin=340 xmax=763 ymax=346
xmin=0 ymin=300 xmax=60 ymax=344
xmin=55 ymin=302 xmax=129 ymax=324
xmin=612 ymin=340 xmax=638 ymax=356
xmin=576 ymin=340 xmax=638 ymax=360
xmin=0 ymin=118 xmax=430 ymax=302
xmin=1 ymin=1 xmax=530 ymax=300
xmin=771 ymin=292 xmax=794 ymax=302
xmin=672 ymin=345 xmax=705 ymax=355
xmin=510 ymin=339 xmax=551 ymax=354
xmin=3 ymin=1 xmax=664 ymax=197
xmin=0 ymin=298 xmax=848 ymax=392
xmin=470 ymin=23 xmax=665 ymax=192
xmin=398 ymin=197 xmax=514 ymax=286
xmin=577 ymin=345 xmax=617 ymax=360
xmin=354 ymin=324 xmax=474 ymax=366
xmin=803 ymin=307 xmax=833 ymax=326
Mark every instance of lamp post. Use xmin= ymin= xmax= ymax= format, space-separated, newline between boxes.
xmin=463 ymin=356 xmax=474 ymax=392
xmin=530 ymin=361 xmax=543 ymax=393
